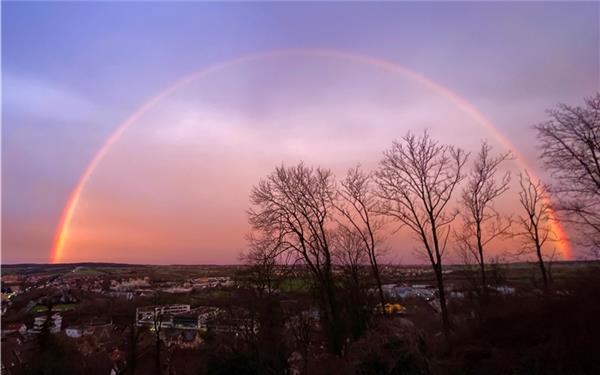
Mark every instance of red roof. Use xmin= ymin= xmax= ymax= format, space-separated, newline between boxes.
xmin=3 ymin=323 xmax=25 ymax=330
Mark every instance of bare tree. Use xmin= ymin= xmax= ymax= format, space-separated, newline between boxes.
xmin=456 ymin=141 xmax=512 ymax=298
xmin=334 ymin=165 xmax=387 ymax=312
xmin=332 ymin=227 xmax=368 ymax=290
xmin=288 ymin=308 xmax=314 ymax=375
xmin=248 ymin=163 xmax=344 ymax=355
xmin=242 ymin=233 xmax=286 ymax=299
xmin=240 ymin=234 xmax=290 ymax=373
xmin=126 ymin=315 xmax=143 ymax=375
xmin=332 ymin=227 xmax=370 ymax=338
xmin=151 ymin=307 xmax=164 ymax=374
xmin=516 ymin=171 xmax=555 ymax=291
xmin=535 ymin=93 xmax=600 ymax=254
xmin=376 ymin=131 xmax=468 ymax=335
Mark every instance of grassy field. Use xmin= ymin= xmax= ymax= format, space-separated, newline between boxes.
xmin=52 ymin=303 xmax=77 ymax=312
xmin=31 ymin=303 xmax=78 ymax=313
xmin=31 ymin=305 xmax=49 ymax=313
xmin=279 ymin=277 xmax=311 ymax=293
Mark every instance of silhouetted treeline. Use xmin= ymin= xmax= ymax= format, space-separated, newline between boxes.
xmin=238 ymin=93 xmax=600 ymax=373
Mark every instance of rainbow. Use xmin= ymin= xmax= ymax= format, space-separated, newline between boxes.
xmin=50 ymin=48 xmax=571 ymax=263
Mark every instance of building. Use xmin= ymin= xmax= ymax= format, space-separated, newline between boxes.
xmin=31 ymin=316 xmax=46 ymax=334
xmin=65 ymin=326 xmax=83 ymax=338
xmin=137 ymin=305 xmax=220 ymax=332
xmin=110 ymin=277 xmax=150 ymax=291
xmin=50 ymin=313 xmax=62 ymax=333
xmin=490 ymin=285 xmax=516 ymax=295
xmin=382 ymin=284 xmax=436 ymax=300
xmin=191 ymin=276 xmax=234 ymax=289
xmin=173 ymin=307 xmax=220 ymax=331
xmin=136 ymin=304 xmax=191 ymax=328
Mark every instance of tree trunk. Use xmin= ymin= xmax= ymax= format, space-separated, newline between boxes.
xmin=476 ymin=222 xmax=488 ymax=301
xmin=371 ymin=262 xmax=387 ymax=315
xmin=155 ymin=331 xmax=161 ymax=374
xmin=434 ymin=265 xmax=450 ymax=336
xmin=321 ymin=277 xmax=342 ymax=356
xmin=129 ymin=324 xmax=138 ymax=374
xmin=536 ymin=243 xmax=549 ymax=291
xmin=479 ymin=257 xmax=486 ymax=293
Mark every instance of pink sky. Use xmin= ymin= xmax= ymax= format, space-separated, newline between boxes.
xmin=56 ymin=53 xmax=561 ymax=264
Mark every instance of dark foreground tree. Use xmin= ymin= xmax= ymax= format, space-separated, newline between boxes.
xmin=152 ymin=305 xmax=164 ymax=374
xmin=516 ymin=172 xmax=554 ymax=291
xmin=334 ymin=165 xmax=387 ymax=313
xmin=242 ymin=233 xmax=285 ymax=299
xmin=456 ymin=141 xmax=511 ymax=299
xmin=248 ymin=163 xmax=344 ymax=355
xmin=332 ymin=227 xmax=370 ymax=339
xmin=241 ymin=235 xmax=289 ymax=373
xmin=535 ymin=93 xmax=600 ymax=255
xmin=26 ymin=316 xmax=82 ymax=374
xmin=376 ymin=131 xmax=468 ymax=335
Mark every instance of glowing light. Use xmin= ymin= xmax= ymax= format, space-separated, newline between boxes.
xmin=51 ymin=49 xmax=571 ymax=263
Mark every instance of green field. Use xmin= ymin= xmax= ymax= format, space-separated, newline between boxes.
xmin=31 ymin=305 xmax=49 ymax=313
xmin=279 ymin=277 xmax=311 ymax=293
xmin=31 ymin=303 xmax=77 ymax=313
xmin=52 ymin=303 xmax=77 ymax=312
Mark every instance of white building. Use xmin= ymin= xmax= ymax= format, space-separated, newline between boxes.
xmin=65 ymin=326 xmax=83 ymax=338
xmin=31 ymin=316 xmax=46 ymax=333
xmin=136 ymin=305 xmax=219 ymax=332
xmin=50 ymin=313 xmax=62 ymax=333
xmin=136 ymin=304 xmax=191 ymax=327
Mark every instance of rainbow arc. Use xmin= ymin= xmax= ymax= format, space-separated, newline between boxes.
xmin=51 ymin=49 xmax=571 ymax=263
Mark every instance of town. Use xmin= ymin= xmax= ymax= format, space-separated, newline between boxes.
xmin=1 ymin=261 xmax=597 ymax=374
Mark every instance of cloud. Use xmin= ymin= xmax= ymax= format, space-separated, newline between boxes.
xmin=3 ymin=74 xmax=108 ymax=124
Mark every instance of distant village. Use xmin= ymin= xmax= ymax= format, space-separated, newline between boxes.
xmin=0 ymin=262 xmax=534 ymax=374
xmin=1 ymin=268 xmax=243 ymax=374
